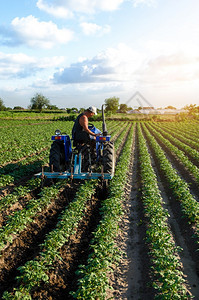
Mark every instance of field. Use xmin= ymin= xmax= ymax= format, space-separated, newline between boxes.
xmin=0 ymin=116 xmax=199 ymax=299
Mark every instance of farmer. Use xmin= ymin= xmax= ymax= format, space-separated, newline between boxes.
xmin=72 ymin=106 xmax=99 ymax=145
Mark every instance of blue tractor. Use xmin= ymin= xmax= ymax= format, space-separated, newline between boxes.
xmin=35 ymin=105 xmax=115 ymax=184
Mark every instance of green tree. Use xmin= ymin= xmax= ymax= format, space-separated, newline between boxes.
xmin=165 ymin=105 xmax=176 ymax=110
xmin=119 ymin=103 xmax=128 ymax=113
xmin=30 ymin=93 xmax=50 ymax=112
xmin=105 ymin=97 xmax=119 ymax=113
xmin=184 ymin=104 xmax=198 ymax=114
xmin=47 ymin=104 xmax=59 ymax=110
xmin=72 ymin=107 xmax=78 ymax=113
xmin=13 ymin=106 xmax=24 ymax=110
xmin=79 ymin=107 xmax=85 ymax=113
xmin=66 ymin=107 xmax=78 ymax=113
xmin=0 ymin=98 xmax=6 ymax=111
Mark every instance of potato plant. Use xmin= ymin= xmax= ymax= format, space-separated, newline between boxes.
xmin=145 ymin=123 xmax=199 ymax=184
xmin=138 ymin=124 xmax=189 ymax=299
xmin=142 ymin=123 xmax=199 ymax=227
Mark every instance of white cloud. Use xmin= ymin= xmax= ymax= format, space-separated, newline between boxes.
xmin=52 ymin=41 xmax=199 ymax=98
xmin=36 ymin=0 xmax=124 ymax=17
xmin=132 ymin=0 xmax=157 ymax=7
xmin=80 ymin=22 xmax=111 ymax=36
xmin=36 ymin=0 xmax=73 ymax=18
xmin=0 ymin=51 xmax=65 ymax=79
xmin=140 ymin=53 xmax=199 ymax=86
xmin=8 ymin=15 xmax=73 ymax=49
xmin=143 ymin=40 xmax=177 ymax=57
xmin=53 ymin=43 xmax=145 ymax=84
xmin=2 ymin=40 xmax=199 ymax=109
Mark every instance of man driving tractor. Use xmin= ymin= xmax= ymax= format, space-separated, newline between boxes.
xmin=72 ymin=106 xmax=100 ymax=145
xmin=35 ymin=104 xmax=115 ymax=180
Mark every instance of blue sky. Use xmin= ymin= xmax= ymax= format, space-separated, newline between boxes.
xmin=0 ymin=0 xmax=199 ymax=109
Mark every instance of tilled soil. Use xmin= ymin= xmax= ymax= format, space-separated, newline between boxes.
xmin=0 ymin=182 xmax=78 ymax=297
xmin=31 ymin=194 xmax=102 ymax=299
xmin=107 ymin=129 xmax=154 ymax=300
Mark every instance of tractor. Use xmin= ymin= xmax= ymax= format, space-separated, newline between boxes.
xmin=35 ymin=105 xmax=115 ymax=186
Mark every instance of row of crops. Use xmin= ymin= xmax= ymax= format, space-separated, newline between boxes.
xmin=0 ymin=118 xmax=199 ymax=299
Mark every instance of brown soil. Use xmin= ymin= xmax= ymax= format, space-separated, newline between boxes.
xmin=31 ymin=194 xmax=102 ymax=299
xmin=107 ymin=127 xmax=154 ymax=300
xmin=0 ymin=182 xmax=77 ymax=297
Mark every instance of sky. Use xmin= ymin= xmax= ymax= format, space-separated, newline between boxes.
xmin=0 ymin=0 xmax=199 ymax=109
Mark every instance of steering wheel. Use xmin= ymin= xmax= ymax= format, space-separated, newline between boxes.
xmin=88 ymin=123 xmax=94 ymax=129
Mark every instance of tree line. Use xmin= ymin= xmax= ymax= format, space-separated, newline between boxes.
xmin=0 ymin=94 xmax=199 ymax=114
xmin=0 ymin=94 xmax=124 ymax=113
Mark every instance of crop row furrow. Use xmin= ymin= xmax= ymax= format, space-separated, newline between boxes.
xmin=107 ymin=120 xmax=127 ymax=133
xmin=2 ymin=180 xmax=98 ymax=300
xmin=149 ymin=122 xmax=199 ymax=161
xmin=159 ymin=121 xmax=199 ymax=140
xmin=0 ymin=149 xmax=49 ymax=189
xmin=109 ymin=122 xmax=129 ymax=142
xmin=0 ymin=121 xmax=74 ymax=164
xmin=0 ymin=180 xmax=66 ymax=254
xmin=0 ymin=178 xmax=41 ymax=218
xmin=141 ymin=123 xmax=199 ymax=230
xmin=0 ymin=119 xmax=50 ymax=128
xmin=156 ymin=122 xmax=199 ymax=146
xmin=137 ymin=123 xmax=190 ymax=299
xmin=0 ymin=146 xmax=49 ymax=169
xmin=145 ymin=123 xmax=199 ymax=185
xmin=114 ymin=122 xmax=131 ymax=151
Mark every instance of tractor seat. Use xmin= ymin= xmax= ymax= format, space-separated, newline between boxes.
xmin=73 ymin=140 xmax=89 ymax=152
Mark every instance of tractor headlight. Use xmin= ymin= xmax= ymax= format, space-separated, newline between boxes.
xmin=55 ymin=129 xmax=61 ymax=135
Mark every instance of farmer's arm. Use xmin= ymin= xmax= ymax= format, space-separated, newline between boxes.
xmin=79 ymin=115 xmax=96 ymax=136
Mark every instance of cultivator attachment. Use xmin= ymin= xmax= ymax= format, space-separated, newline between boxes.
xmin=35 ymin=151 xmax=114 ymax=181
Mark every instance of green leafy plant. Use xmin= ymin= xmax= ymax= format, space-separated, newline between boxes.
xmin=137 ymin=123 xmax=190 ymax=299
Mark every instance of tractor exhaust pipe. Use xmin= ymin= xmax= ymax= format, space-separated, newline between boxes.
xmin=102 ymin=104 xmax=108 ymax=136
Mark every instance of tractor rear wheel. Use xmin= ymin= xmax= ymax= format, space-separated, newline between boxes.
xmin=49 ymin=141 xmax=65 ymax=172
xmin=102 ymin=142 xmax=115 ymax=174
